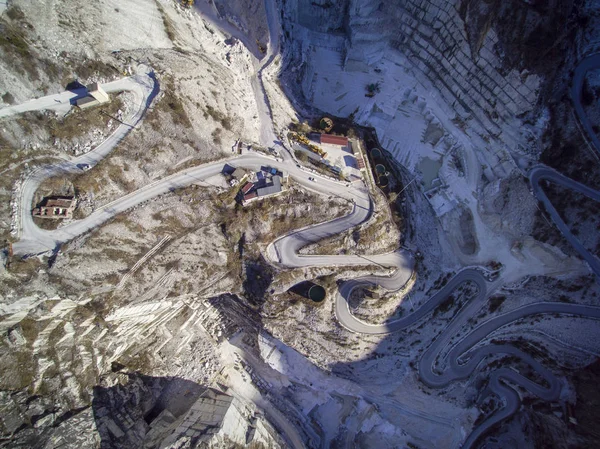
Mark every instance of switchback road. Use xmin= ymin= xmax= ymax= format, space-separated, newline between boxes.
xmin=12 ymin=74 xmax=158 ymax=254
xmin=7 ymin=16 xmax=600 ymax=449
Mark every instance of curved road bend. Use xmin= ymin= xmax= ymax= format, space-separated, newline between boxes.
xmin=530 ymin=165 xmax=600 ymax=277
xmin=9 ymin=20 xmax=600 ymax=449
xmin=333 ymin=53 xmax=600 ymax=447
xmin=14 ymin=152 xmax=375 ymax=255
xmin=335 ymin=269 xmax=486 ymax=335
xmin=13 ymin=74 xmax=159 ymax=253
xmin=571 ymin=53 xmax=600 ymax=155
xmin=423 ymin=302 xmax=600 ymax=448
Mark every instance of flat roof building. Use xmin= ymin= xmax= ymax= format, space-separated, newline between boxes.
xmin=320 ymin=134 xmax=348 ymax=146
xmin=75 ymin=96 xmax=99 ymax=109
xmin=257 ymin=175 xmax=281 ymax=197
xmin=87 ymin=82 xmax=110 ymax=103
xmin=231 ymin=168 xmax=246 ymax=180
xmin=75 ymin=83 xmax=110 ymax=110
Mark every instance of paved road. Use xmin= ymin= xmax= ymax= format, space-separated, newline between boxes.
xmin=8 ymin=24 xmax=600 ymax=449
xmin=426 ymin=301 xmax=600 ymax=448
xmin=196 ymin=0 xmax=281 ymax=151
xmin=12 ymin=74 xmax=158 ymax=254
xmin=328 ymin=54 xmax=600 ymax=448
xmin=335 ymin=269 xmax=486 ymax=334
xmin=530 ymin=165 xmax=600 ymax=276
xmin=14 ymin=150 xmax=360 ymax=255
xmin=571 ymin=53 xmax=600 ymax=156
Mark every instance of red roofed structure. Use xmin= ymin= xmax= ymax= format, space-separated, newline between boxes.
xmin=320 ymin=134 xmax=348 ymax=146
xmin=241 ymin=182 xmax=254 ymax=194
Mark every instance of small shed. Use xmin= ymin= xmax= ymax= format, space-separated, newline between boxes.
xmin=87 ymin=82 xmax=110 ymax=103
xmin=75 ymin=83 xmax=110 ymax=110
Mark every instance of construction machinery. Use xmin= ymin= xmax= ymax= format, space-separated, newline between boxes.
xmin=289 ymin=132 xmax=327 ymax=158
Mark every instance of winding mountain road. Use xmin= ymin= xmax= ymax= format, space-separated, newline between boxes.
xmin=571 ymin=53 xmax=600 ymax=155
xmin=530 ymin=165 xmax=600 ymax=276
xmin=6 ymin=6 xmax=600 ymax=449
xmin=12 ymin=73 xmax=158 ymax=254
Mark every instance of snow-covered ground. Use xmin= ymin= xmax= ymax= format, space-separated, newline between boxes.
xmin=285 ymin=32 xmax=587 ymax=287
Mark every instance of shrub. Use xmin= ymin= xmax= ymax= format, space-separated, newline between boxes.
xmin=488 ymin=295 xmax=506 ymax=312
xmin=2 ymin=92 xmax=15 ymax=104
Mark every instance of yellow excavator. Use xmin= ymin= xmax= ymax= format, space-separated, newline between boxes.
xmin=289 ymin=132 xmax=327 ymax=158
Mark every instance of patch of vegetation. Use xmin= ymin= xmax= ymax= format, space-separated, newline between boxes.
xmin=558 ymin=294 xmax=571 ymax=303
xmin=6 ymin=6 xmax=26 ymax=22
xmin=294 ymin=149 xmax=309 ymax=162
xmin=6 ymin=256 xmax=44 ymax=281
xmin=0 ymin=348 xmax=35 ymax=390
xmin=212 ymin=127 xmax=222 ymax=145
xmin=151 ymin=78 xmax=192 ymax=128
xmin=451 ymin=115 xmax=467 ymax=132
xmin=155 ymin=1 xmax=176 ymax=42
xmin=204 ymin=105 xmax=233 ymax=130
xmin=436 ymin=294 xmax=455 ymax=314
xmin=289 ymin=121 xmax=313 ymax=134
xmin=163 ymin=91 xmax=192 ymax=127
xmin=581 ymin=78 xmax=595 ymax=107
xmin=311 ymin=1 xmax=333 ymax=8
xmin=0 ymin=20 xmax=30 ymax=58
xmin=67 ymin=155 xmax=135 ymax=200
xmin=366 ymin=82 xmax=381 ymax=94
xmin=0 ymin=18 xmax=38 ymax=80
xmin=49 ymin=96 xmax=124 ymax=140
xmin=32 ymin=216 xmax=62 ymax=231
xmin=165 ymin=153 xmax=224 ymax=175
xmin=101 ymin=247 xmax=139 ymax=265
xmin=570 ymin=359 xmax=600 ymax=445
xmin=488 ymin=294 xmax=506 ymax=312
xmin=74 ymin=59 xmax=118 ymax=81
xmin=2 ymin=92 xmax=15 ymax=104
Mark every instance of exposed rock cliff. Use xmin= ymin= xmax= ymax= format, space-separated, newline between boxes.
xmin=279 ymin=0 xmax=587 ymax=149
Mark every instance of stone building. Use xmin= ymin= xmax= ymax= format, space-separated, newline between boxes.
xmin=32 ymin=196 xmax=76 ymax=219
xmin=75 ymin=83 xmax=110 ymax=109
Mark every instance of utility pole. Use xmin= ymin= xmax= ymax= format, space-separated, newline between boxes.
xmin=397 ymin=177 xmax=417 ymax=197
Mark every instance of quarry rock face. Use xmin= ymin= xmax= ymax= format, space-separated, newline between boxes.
xmin=281 ymin=0 xmax=579 ymax=147
xmin=1 ymin=0 xmax=600 ymax=447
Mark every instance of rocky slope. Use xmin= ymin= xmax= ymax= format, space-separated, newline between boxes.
xmin=1 ymin=0 xmax=600 ymax=448
xmin=274 ymin=0 xmax=600 ymax=447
